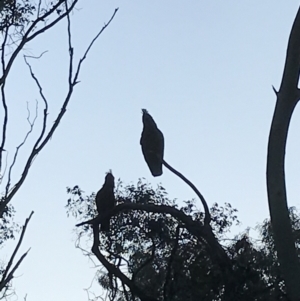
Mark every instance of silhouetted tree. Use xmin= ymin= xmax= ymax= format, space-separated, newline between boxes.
xmin=67 ymin=180 xmax=300 ymax=301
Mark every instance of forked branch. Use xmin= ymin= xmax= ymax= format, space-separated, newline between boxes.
xmin=0 ymin=211 xmax=34 ymax=291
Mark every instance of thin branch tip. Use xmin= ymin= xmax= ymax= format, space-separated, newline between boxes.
xmin=272 ymin=85 xmax=278 ymax=95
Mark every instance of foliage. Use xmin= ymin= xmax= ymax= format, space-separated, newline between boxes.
xmin=68 ymin=179 xmax=299 ymax=301
xmin=66 ymin=179 xmax=300 ymax=300
xmin=0 ymin=204 xmax=17 ymax=245
xmin=0 ymin=0 xmax=36 ymax=32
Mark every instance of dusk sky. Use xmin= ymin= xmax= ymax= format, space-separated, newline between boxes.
xmin=1 ymin=1 xmax=300 ymax=300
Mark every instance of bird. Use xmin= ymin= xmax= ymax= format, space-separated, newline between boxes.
xmin=140 ymin=109 xmax=164 ymax=177
xmin=95 ymin=171 xmax=115 ymax=232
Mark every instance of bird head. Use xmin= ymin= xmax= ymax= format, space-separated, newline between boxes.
xmin=141 ymin=108 xmax=157 ymax=128
xmin=105 ymin=170 xmax=115 ymax=187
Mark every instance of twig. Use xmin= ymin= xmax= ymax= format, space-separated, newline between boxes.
xmin=23 ymin=50 xmax=48 ymax=59
xmin=163 ymin=159 xmax=211 ymax=225
xmin=5 ymin=100 xmax=39 ymax=195
xmin=71 ymin=8 xmax=119 ymax=87
xmin=23 ymin=55 xmax=49 ymax=150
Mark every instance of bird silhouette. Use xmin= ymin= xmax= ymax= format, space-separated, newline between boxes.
xmin=95 ymin=171 xmax=115 ymax=231
xmin=140 ymin=109 xmax=164 ymax=177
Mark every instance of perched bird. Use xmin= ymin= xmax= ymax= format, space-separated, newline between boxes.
xmin=140 ymin=109 xmax=164 ymax=177
xmin=95 ymin=171 xmax=115 ymax=232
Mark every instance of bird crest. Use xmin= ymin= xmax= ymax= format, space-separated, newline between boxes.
xmin=104 ymin=170 xmax=114 ymax=187
xmin=141 ymin=108 xmax=157 ymax=128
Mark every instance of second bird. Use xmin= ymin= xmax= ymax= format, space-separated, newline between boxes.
xmin=140 ymin=109 xmax=164 ymax=177
xmin=95 ymin=171 xmax=115 ymax=232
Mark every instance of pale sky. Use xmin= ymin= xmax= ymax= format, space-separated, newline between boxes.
xmin=1 ymin=1 xmax=300 ymax=300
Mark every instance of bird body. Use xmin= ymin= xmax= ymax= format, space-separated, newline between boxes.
xmin=140 ymin=109 xmax=164 ymax=177
xmin=95 ymin=172 xmax=115 ymax=231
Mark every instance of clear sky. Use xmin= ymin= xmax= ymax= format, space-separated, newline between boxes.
xmin=1 ymin=1 xmax=300 ymax=300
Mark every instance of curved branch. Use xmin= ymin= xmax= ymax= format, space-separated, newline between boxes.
xmin=163 ymin=159 xmax=211 ymax=225
xmin=266 ymin=6 xmax=300 ymax=301
xmin=77 ymin=202 xmax=231 ymax=271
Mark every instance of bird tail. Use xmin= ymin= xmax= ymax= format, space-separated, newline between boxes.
xmin=149 ymin=165 xmax=163 ymax=177
xmin=101 ymin=218 xmax=110 ymax=232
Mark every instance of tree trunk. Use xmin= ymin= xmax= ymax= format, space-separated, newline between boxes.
xmin=267 ymin=6 xmax=300 ymax=301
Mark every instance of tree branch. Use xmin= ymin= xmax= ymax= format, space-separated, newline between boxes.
xmin=163 ymin=160 xmax=211 ymax=225
xmin=0 ymin=26 xmax=9 ymax=172
xmin=0 ymin=7 xmax=119 ymax=217
xmin=5 ymin=100 xmax=38 ymax=195
xmin=77 ymin=202 xmax=231 ymax=272
xmin=0 ymin=211 xmax=33 ymax=291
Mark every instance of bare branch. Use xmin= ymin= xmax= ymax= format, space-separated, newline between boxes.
xmin=0 ymin=26 xmax=9 ymax=172
xmin=272 ymin=85 xmax=278 ymax=96
xmin=65 ymin=0 xmax=73 ymax=87
xmin=0 ymin=0 xmax=69 ymax=86
xmin=0 ymin=211 xmax=33 ymax=291
xmin=0 ymin=248 xmax=30 ymax=292
xmin=5 ymin=101 xmax=39 ymax=195
xmin=24 ymin=51 xmax=48 ymax=60
xmin=0 ymin=8 xmax=119 ymax=216
xmin=23 ymin=55 xmax=49 ymax=149
xmin=0 ymin=150 xmax=8 ymax=185
xmin=72 ymin=8 xmax=119 ymax=86
xmin=163 ymin=159 xmax=211 ymax=225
